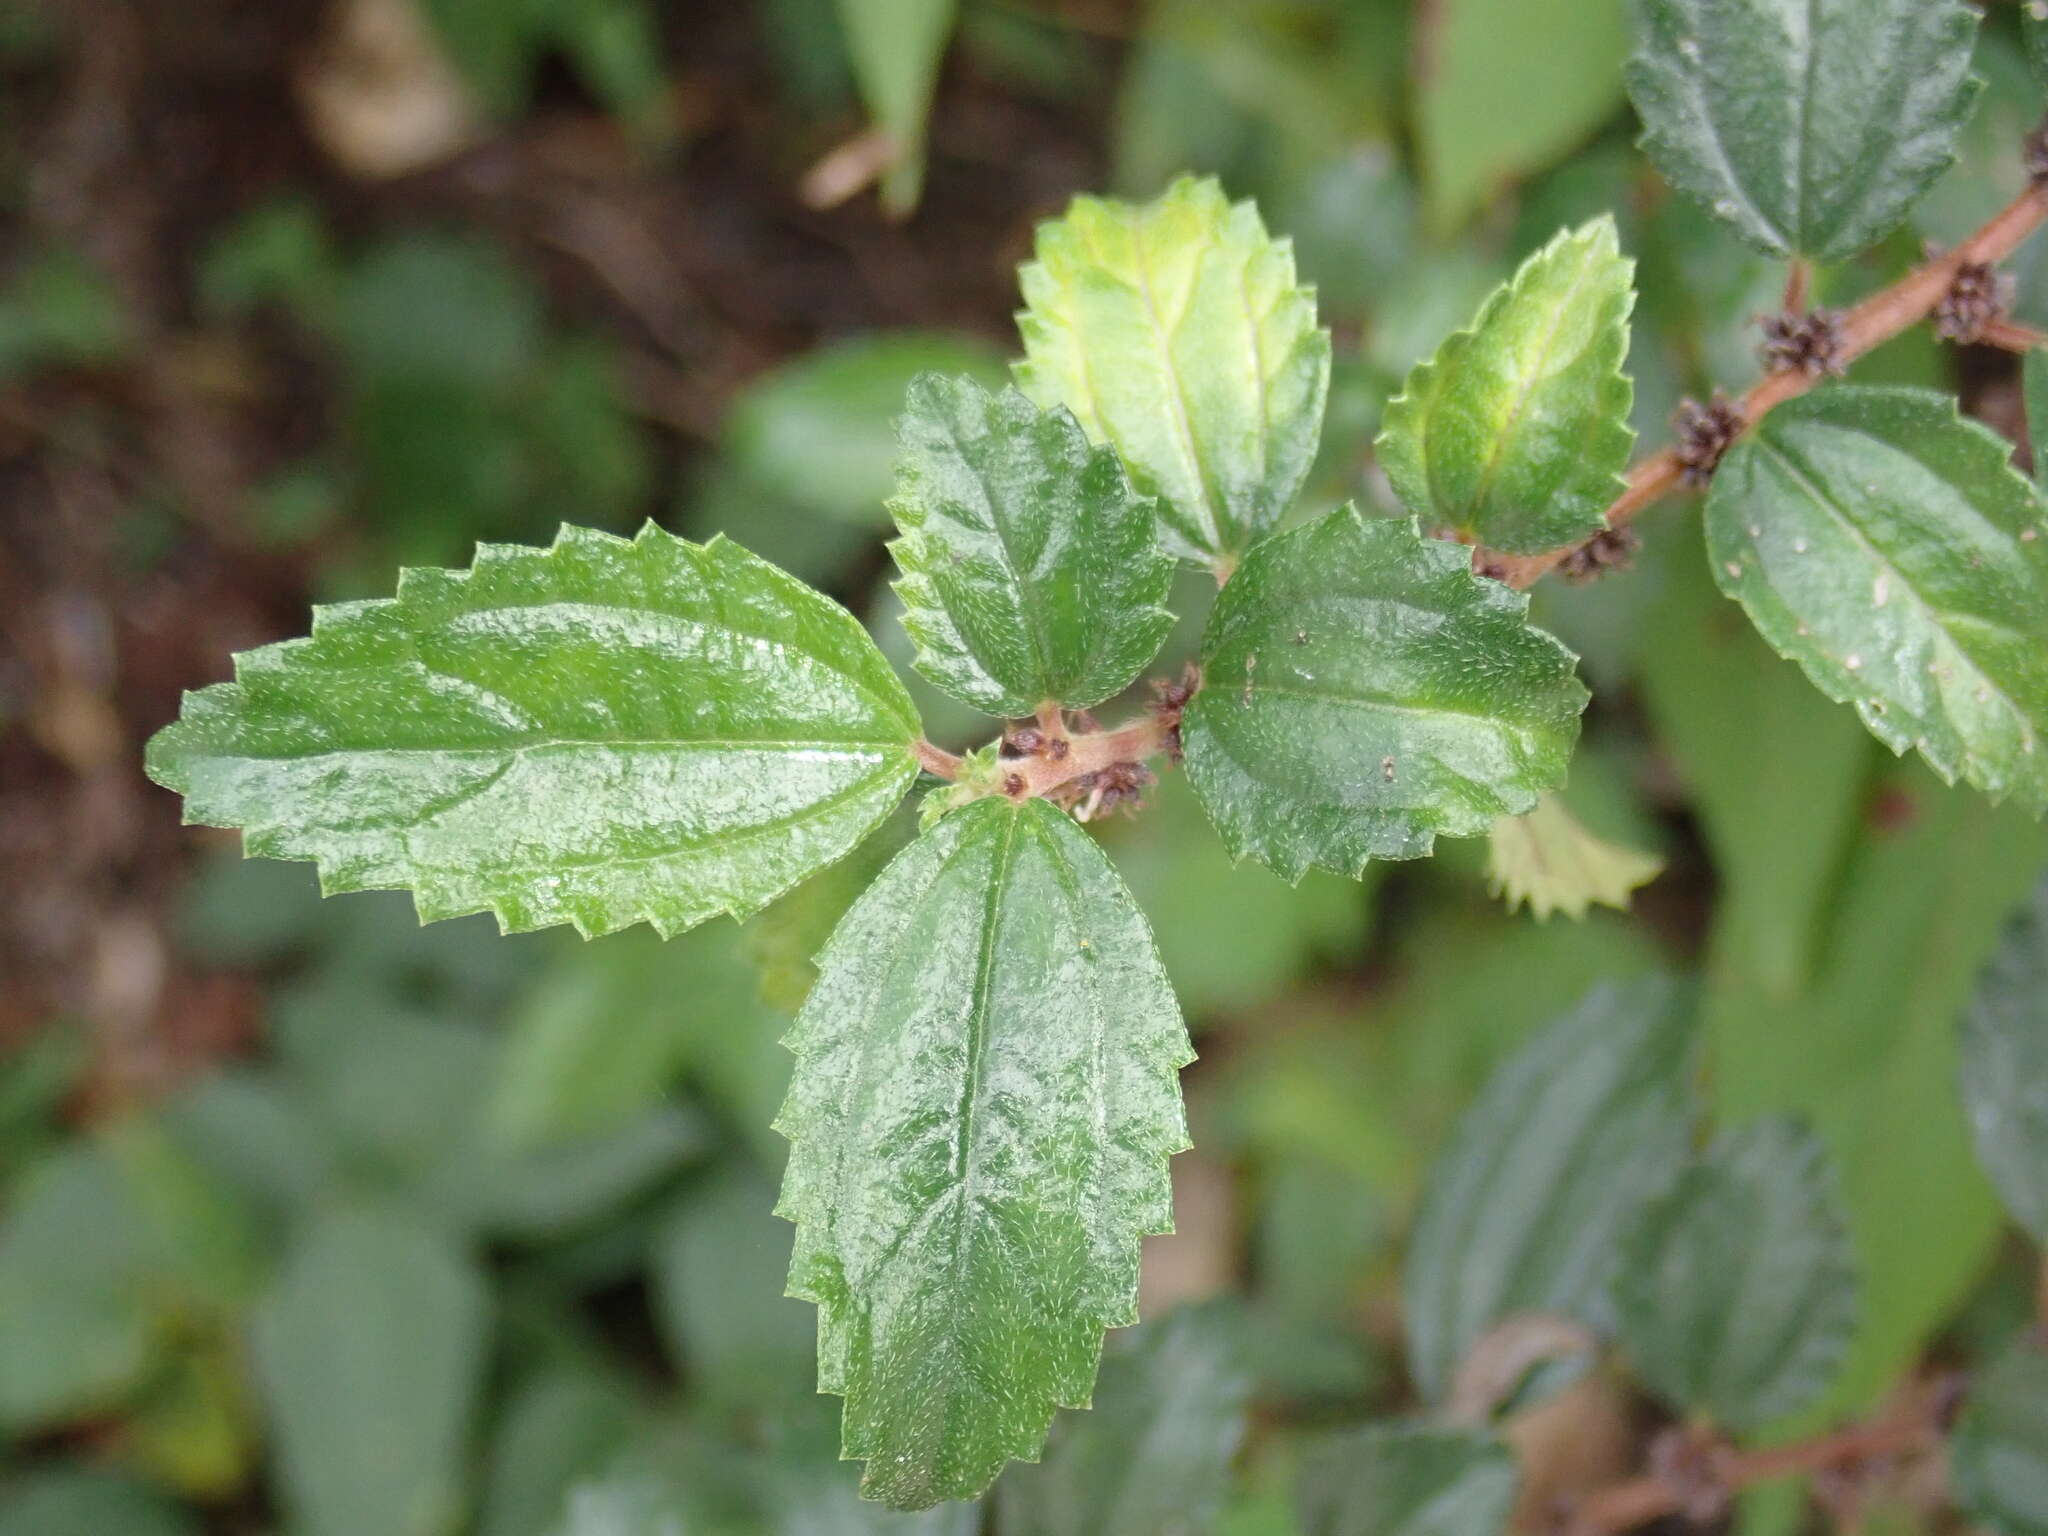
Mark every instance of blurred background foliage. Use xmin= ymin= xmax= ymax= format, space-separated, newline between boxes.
xmin=2 ymin=2 xmax=2047 ymax=1533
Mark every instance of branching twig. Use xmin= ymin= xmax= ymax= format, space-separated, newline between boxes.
xmin=1486 ymin=177 xmax=2048 ymax=591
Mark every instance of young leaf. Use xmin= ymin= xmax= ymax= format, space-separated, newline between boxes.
xmin=255 ymin=1204 xmax=489 ymax=1536
xmin=1294 ymin=1423 xmax=1518 ymax=1536
xmin=1951 ymin=1341 xmax=2048 ymax=1536
xmin=1180 ymin=507 xmax=1587 ymax=883
xmin=1705 ymin=387 xmax=2048 ymax=812
xmin=1628 ymin=0 xmax=1981 ymax=262
xmin=1403 ymin=976 xmax=1695 ymax=1404
xmin=145 ymin=523 xmax=923 ymax=938
xmin=888 ymin=374 xmax=1175 ymax=716
xmin=1614 ymin=1118 xmax=1857 ymax=1430
xmin=996 ymin=1303 xmax=1251 ymax=1536
xmin=1378 ymin=217 xmax=1636 ymax=555
xmin=1960 ymin=878 xmax=2048 ymax=1244
xmin=1015 ymin=176 xmax=1331 ymax=571
xmin=834 ymin=0 xmax=958 ymax=216
xmin=776 ymin=796 xmax=1193 ymax=1509
xmin=1487 ymin=793 xmax=1664 ymax=921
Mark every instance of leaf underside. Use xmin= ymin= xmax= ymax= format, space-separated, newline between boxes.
xmin=1706 ymin=387 xmax=2048 ymax=814
xmin=1015 ymin=175 xmax=1331 ymax=569
xmin=145 ymin=522 xmax=922 ymax=938
xmin=888 ymin=373 xmax=1175 ymax=716
xmin=1959 ymin=877 xmax=2048 ymax=1245
xmin=1627 ymin=0 xmax=1981 ymax=262
xmin=1181 ymin=507 xmax=1588 ymax=883
xmin=1614 ymin=1118 xmax=1857 ymax=1431
xmin=1378 ymin=216 xmax=1636 ymax=555
xmin=1402 ymin=976 xmax=1696 ymax=1404
xmin=776 ymin=796 xmax=1192 ymax=1510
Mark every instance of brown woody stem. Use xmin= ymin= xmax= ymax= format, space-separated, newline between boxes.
xmin=1486 ymin=178 xmax=2048 ymax=591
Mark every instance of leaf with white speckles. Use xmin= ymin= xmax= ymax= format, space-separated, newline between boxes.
xmin=1705 ymin=386 xmax=2048 ymax=814
xmin=776 ymin=796 xmax=1192 ymax=1510
xmin=145 ymin=523 xmax=923 ymax=937
xmin=1181 ymin=506 xmax=1588 ymax=882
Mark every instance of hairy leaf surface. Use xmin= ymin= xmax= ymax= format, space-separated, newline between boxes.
xmin=1015 ymin=176 xmax=1330 ymax=569
xmin=1952 ymin=1342 xmax=2048 ymax=1536
xmin=1294 ymin=1423 xmax=1517 ymax=1536
xmin=1614 ymin=1118 xmax=1857 ymax=1430
xmin=1960 ymin=878 xmax=2048 ymax=1244
xmin=1181 ymin=507 xmax=1587 ymax=882
xmin=145 ymin=524 xmax=922 ymax=938
xmin=1379 ymin=218 xmax=1635 ymax=554
xmin=888 ymin=374 xmax=1174 ymax=715
xmin=1403 ymin=976 xmax=1695 ymax=1404
xmin=1706 ymin=388 xmax=2048 ymax=812
xmin=1628 ymin=0 xmax=1980 ymax=261
xmin=776 ymin=796 xmax=1192 ymax=1509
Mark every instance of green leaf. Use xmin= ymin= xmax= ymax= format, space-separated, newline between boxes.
xmin=1294 ymin=1423 xmax=1517 ymax=1536
xmin=1403 ymin=976 xmax=1696 ymax=1404
xmin=255 ymin=1203 xmax=490 ymax=1536
xmin=145 ymin=523 xmax=922 ymax=938
xmin=481 ymin=1371 xmax=636 ymax=1536
xmin=1613 ymin=1118 xmax=1857 ymax=1430
xmin=1015 ymin=176 xmax=1331 ymax=570
xmin=1960 ymin=878 xmax=2048 ymax=1243
xmin=2027 ymin=349 xmax=2048 ymax=499
xmin=1627 ymin=0 xmax=1981 ymax=262
xmin=835 ymin=0 xmax=957 ymax=215
xmin=1952 ymin=1340 xmax=2048 ymax=1536
xmin=888 ymin=374 xmax=1175 ymax=715
xmin=1379 ymin=218 xmax=1635 ymax=555
xmin=553 ymin=1478 xmax=688 ymax=1536
xmin=1705 ymin=387 xmax=2048 ymax=812
xmin=2029 ymin=3 xmax=2048 ymax=92
xmin=0 ymin=1472 xmax=200 ymax=1536
xmin=1181 ymin=507 xmax=1588 ymax=882
xmin=995 ymin=1303 xmax=1251 ymax=1536
xmin=1487 ymin=792 xmax=1664 ymax=921
xmin=776 ymin=795 xmax=1193 ymax=1508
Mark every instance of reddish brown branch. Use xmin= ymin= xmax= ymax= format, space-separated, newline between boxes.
xmin=1487 ymin=177 xmax=2048 ymax=591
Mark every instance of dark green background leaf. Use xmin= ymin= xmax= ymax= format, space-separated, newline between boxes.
xmin=1295 ymin=1423 xmax=1517 ymax=1536
xmin=1960 ymin=878 xmax=2048 ymax=1244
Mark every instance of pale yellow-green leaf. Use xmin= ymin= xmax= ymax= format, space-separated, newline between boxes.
xmin=1487 ymin=794 xmax=1664 ymax=921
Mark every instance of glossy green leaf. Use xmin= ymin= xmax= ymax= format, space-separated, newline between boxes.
xmin=835 ymin=0 xmax=957 ymax=215
xmin=145 ymin=523 xmax=922 ymax=938
xmin=1960 ymin=878 xmax=2048 ymax=1243
xmin=1181 ymin=507 xmax=1587 ymax=882
xmin=1614 ymin=1118 xmax=1857 ymax=1430
xmin=255 ymin=1203 xmax=489 ymax=1536
xmin=1487 ymin=793 xmax=1664 ymax=921
xmin=1706 ymin=387 xmax=2048 ymax=812
xmin=1294 ymin=1423 xmax=1517 ymax=1536
xmin=1628 ymin=0 xmax=1980 ymax=262
xmin=996 ymin=1303 xmax=1251 ymax=1536
xmin=1403 ymin=976 xmax=1695 ymax=1404
xmin=1416 ymin=0 xmax=1630 ymax=237
xmin=1952 ymin=1341 xmax=2048 ymax=1536
xmin=888 ymin=374 xmax=1175 ymax=715
xmin=1378 ymin=217 xmax=1635 ymax=554
xmin=1015 ymin=176 xmax=1331 ymax=570
xmin=776 ymin=796 xmax=1193 ymax=1508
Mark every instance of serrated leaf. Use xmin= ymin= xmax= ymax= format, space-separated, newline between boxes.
xmin=1960 ymin=878 xmax=2048 ymax=1243
xmin=255 ymin=1203 xmax=489 ymax=1536
xmin=1951 ymin=1341 xmax=2048 ymax=1536
xmin=145 ymin=523 xmax=922 ymax=938
xmin=888 ymin=374 xmax=1175 ymax=715
xmin=1488 ymin=793 xmax=1663 ymax=921
xmin=1015 ymin=176 xmax=1331 ymax=570
xmin=1614 ymin=1118 xmax=1857 ymax=1430
xmin=996 ymin=1302 xmax=1251 ymax=1536
xmin=1705 ymin=387 xmax=2048 ymax=812
xmin=1403 ymin=976 xmax=1696 ymax=1404
xmin=835 ymin=0 xmax=957 ymax=215
xmin=1180 ymin=507 xmax=1587 ymax=883
xmin=1627 ymin=0 xmax=1981 ymax=262
xmin=1378 ymin=218 xmax=1636 ymax=554
xmin=1294 ymin=1423 xmax=1517 ymax=1536
xmin=775 ymin=796 xmax=1192 ymax=1508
